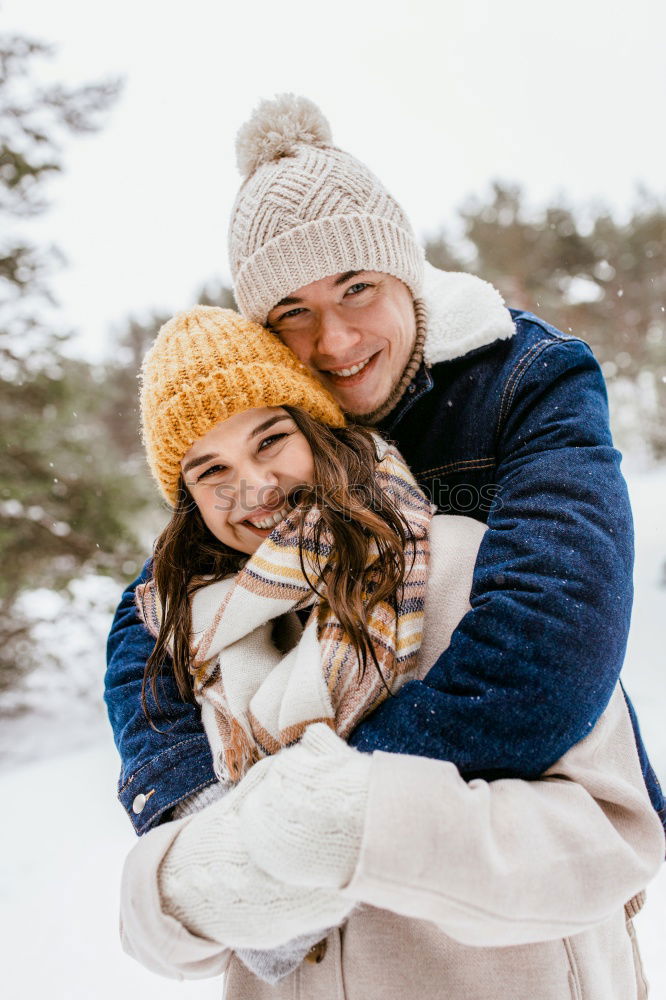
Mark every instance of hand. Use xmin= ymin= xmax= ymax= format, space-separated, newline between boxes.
xmin=159 ymin=758 xmax=353 ymax=950
xmin=239 ymin=723 xmax=372 ymax=889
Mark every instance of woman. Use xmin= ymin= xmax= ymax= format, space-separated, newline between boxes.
xmin=120 ymin=305 xmax=663 ymax=999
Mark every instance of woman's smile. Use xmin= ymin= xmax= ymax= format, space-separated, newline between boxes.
xmin=240 ymin=503 xmax=291 ymax=535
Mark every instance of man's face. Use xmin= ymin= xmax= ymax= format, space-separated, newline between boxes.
xmin=266 ymin=271 xmax=416 ymax=416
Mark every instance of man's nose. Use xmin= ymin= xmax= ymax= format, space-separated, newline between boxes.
xmin=314 ymin=311 xmax=361 ymax=361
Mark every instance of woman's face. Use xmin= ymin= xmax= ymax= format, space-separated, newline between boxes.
xmin=180 ymin=407 xmax=315 ymax=555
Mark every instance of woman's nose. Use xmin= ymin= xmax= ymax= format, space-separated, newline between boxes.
xmin=235 ymin=466 xmax=281 ymax=514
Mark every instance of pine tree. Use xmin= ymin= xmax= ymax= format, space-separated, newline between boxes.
xmin=0 ymin=34 xmax=145 ymax=687
xmin=426 ymin=183 xmax=666 ymax=457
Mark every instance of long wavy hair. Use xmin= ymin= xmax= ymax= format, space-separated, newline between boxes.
xmin=141 ymin=406 xmax=415 ymax=726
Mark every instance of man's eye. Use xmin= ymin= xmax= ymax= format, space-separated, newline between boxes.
xmin=346 ymin=282 xmax=370 ymax=296
xmin=278 ymin=307 xmax=306 ymax=321
xmin=259 ymin=432 xmax=289 ymax=452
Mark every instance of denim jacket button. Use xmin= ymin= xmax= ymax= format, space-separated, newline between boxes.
xmin=132 ymin=793 xmax=147 ymax=814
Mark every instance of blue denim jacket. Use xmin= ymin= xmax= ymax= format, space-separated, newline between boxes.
xmin=105 ymin=307 xmax=666 ymax=837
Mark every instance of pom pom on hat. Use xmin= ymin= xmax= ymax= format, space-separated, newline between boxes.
xmin=235 ymin=93 xmax=333 ymax=179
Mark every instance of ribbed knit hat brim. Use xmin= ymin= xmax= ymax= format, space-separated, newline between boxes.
xmin=234 ymin=213 xmax=424 ymax=325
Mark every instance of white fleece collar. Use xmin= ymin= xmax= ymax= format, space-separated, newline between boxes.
xmin=420 ymin=262 xmax=516 ymax=366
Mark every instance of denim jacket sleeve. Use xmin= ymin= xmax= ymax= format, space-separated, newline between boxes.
xmin=349 ymin=337 xmax=636 ymax=778
xmin=105 ymin=561 xmax=216 ymax=834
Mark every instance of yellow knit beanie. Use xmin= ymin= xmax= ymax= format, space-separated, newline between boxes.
xmin=140 ymin=305 xmax=345 ymax=504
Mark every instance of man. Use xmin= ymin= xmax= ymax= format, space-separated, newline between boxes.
xmin=106 ymin=93 xmax=665 ymax=840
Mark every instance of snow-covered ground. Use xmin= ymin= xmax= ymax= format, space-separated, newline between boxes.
xmin=2 ymin=467 xmax=665 ymax=999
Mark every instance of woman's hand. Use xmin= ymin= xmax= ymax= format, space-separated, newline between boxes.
xmin=239 ymin=723 xmax=372 ymax=889
xmin=158 ymin=757 xmax=354 ymax=949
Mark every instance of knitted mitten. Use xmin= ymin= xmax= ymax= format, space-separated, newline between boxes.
xmin=239 ymin=723 xmax=372 ymax=889
xmin=159 ymin=759 xmax=354 ymax=950
xmin=171 ymin=776 xmax=331 ymax=983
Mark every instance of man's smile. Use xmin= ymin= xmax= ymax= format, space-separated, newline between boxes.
xmin=321 ymin=350 xmax=381 ymax=387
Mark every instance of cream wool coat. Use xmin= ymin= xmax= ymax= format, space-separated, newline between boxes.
xmin=120 ymin=515 xmax=664 ymax=1000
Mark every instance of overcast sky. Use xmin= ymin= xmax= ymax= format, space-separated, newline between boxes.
xmin=3 ymin=0 xmax=665 ymax=359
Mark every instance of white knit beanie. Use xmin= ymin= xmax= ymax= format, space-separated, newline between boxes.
xmin=229 ymin=94 xmax=425 ymax=324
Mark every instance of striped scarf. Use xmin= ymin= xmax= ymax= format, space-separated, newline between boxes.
xmin=136 ymin=440 xmax=432 ymax=784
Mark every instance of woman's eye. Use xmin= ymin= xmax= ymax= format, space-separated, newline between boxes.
xmin=259 ymin=432 xmax=289 ymax=452
xmin=346 ymin=282 xmax=370 ymax=296
xmin=197 ymin=463 xmax=227 ymax=482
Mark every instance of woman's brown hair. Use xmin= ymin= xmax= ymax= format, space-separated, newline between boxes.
xmin=140 ymin=406 xmax=415 ymax=727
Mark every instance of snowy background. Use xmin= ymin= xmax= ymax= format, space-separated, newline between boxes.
xmin=1 ymin=465 xmax=665 ymax=999
xmin=1 ymin=0 xmax=665 ymax=996
xmin=2 ymin=0 xmax=665 ymax=362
